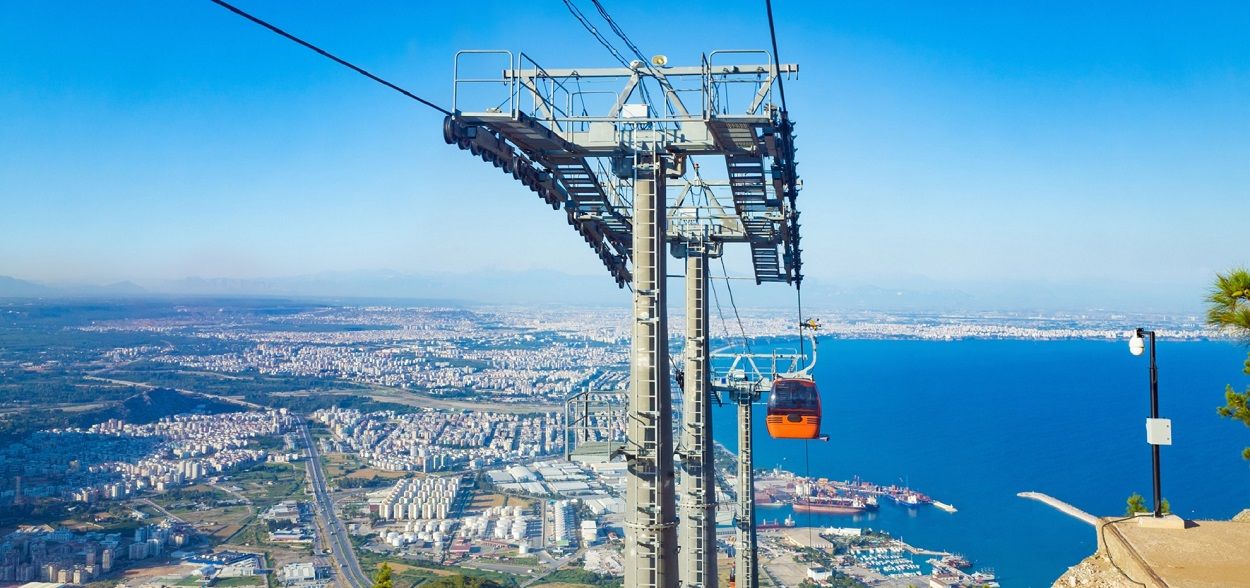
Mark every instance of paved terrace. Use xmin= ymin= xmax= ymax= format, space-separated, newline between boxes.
xmin=1091 ymin=511 xmax=1250 ymax=588
xmin=1024 ymin=493 xmax=1250 ymax=586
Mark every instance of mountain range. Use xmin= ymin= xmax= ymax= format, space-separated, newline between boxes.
xmin=0 ymin=270 xmax=1207 ymax=314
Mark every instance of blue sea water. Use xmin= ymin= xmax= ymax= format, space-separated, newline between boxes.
xmin=710 ymin=339 xmax=1250 ymax=587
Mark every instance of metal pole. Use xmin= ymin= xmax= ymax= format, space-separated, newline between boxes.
xmin=679 ymin=241 xmax=717 ymax=587
xmin=736 ymin=391 xmax=758 ymax=588
xmin=1149 ymin=331 xmax=1162 ymax=518
xmin=624 ymin=158 xmax=678 ymax=588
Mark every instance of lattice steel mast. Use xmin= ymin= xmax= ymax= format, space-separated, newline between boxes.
xmin=677 ymin=232 xmax=717 ymax=587
xmin=201 ymin=3 xmax=806 ymax=585
xmin=444 ymin=50 xmax=801 ymax=588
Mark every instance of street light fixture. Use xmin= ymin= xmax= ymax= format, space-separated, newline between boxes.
xmin=1129 ymin=328 xmax=1170 ymax=518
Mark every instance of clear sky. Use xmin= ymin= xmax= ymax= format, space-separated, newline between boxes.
xmin=1 ymin=1 xmax=1247 ymax=309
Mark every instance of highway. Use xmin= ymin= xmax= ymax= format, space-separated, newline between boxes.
xmin=299 ymin=419 xmax=372 ymax=588
xmin=140 ymin=498 xmax=185 ymax=524
xmin=520 ymin=547 xmax=585 ymax=587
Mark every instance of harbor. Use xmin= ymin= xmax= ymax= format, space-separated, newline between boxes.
xmin=756 ymin=526 xmax=1000 ymax=587
xmin=754 ymin=469 xmax=958 ymax=514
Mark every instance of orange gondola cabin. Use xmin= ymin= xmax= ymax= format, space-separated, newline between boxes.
xmin=766 ymin=378 xmax=821 ymax=439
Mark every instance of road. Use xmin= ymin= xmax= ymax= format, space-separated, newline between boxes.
xmin=300 ymin=419 xmax=371 ymax=588
xmin=520 ymin=547 xmax=585 ymax=587
xmin=84 ymin=374 xmax=264 ymax=410
xmin=365 ymin=385 xmax=559 ymax=414
xmin=140 ymin=498 xmax=185 ymax=524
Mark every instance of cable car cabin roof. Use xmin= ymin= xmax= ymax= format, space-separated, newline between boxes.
xmin=767 ymin=378 xmax=820 ymax=412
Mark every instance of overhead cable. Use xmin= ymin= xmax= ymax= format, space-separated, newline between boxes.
xmin=560 ymin=0 xmax=633 ymax=69
xmin=588 ymin=0 xmax=661 ymax=111
xmin=589 ymin=0 xmax=653 ymax=70
xmin=206 ymin=0 xmax=451 ymax=115
xmin=764 ymin=0 xmax=789 ymax=112
xmin=719 ymin=256 xmax=753 ymax=355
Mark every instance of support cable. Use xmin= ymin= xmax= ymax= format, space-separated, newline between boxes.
xmin=764 ymin=0 xmax=788 ymax=112
xmin=206 ymin=0 xmax=451 ymax=115
xmin=804 ymin=437 xmax=813 ymax=547
xmin=560 ymin=0 xmax=633 ymax=69
xmin=797 ymin=284 xmax=805 ymax=358
xmin=708 ymin=276 xmax=734 ymax=348
xmin=587 ymin=0 xmax=661 ymax=112
xmin=590 ymin=0 xmax=655 ymax=73
xmin=719 ymin=256 xmax=753 ymax=355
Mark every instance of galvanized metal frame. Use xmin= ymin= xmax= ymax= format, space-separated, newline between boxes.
xmin=445 ymin=50 xmax=807 ymax=588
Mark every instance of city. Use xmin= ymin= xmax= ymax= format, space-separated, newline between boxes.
xmin=0 ymin=298 xmax=1231 ymax=587
xmin=4 ymin=2 xmax=1249 ymax=587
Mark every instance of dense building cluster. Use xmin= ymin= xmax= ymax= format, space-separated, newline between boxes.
xmin=89 ymin=307 xmax=631 ymax=403
xmin=0 ymin=522 xmax=193 ymax=583
xmin=313 ymin=408 xmax=563 ymax=472
xmin=457 ymin=505 xmax=538 ymax=545
xmin=78 ymin=307 xmax=1216 ymax=419
xmin=0 ymin=410 xmax=296 ymax=504
xmin=484 ymin=460 xmax=625 ymax=515
xmin=375 ymin=477 xmax=463 ymax=521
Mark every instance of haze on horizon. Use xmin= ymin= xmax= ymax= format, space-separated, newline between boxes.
xmin=1 ymin=1 xmax=1247 ymax=312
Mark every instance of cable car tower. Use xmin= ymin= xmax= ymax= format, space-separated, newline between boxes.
xmin=711 ymin=320 xmax=819 ymax=588
xmin=445 ymin=48 xmax=801 ymax=588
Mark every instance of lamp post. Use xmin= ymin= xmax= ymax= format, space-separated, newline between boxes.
xmin=1129 ymin=328 xmax=1167 ymax=518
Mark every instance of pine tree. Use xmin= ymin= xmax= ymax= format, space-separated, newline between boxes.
xmin=1125 ymin=492 xmax=1147 ymax=516
xmin=1205 ymin=269 xmax=1250 ymax=459
xmin=372 ymin=562 xmax=393 ymax=588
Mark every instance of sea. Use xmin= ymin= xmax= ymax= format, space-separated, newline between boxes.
xmin=709 ymin=338 xmax=1250 ymax=587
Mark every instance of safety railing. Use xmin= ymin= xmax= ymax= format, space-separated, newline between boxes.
xmin=516 ymin=52 xmax=576 ymax=132
xmin=452 ymin=50 xmax=515 ymax=115
xmin=705 ymin=49 xmax=776 ymax=116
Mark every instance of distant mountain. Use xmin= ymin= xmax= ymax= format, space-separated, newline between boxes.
xmin=0 ymin=275 xmax=148 ymax=298
xmin=0 ymin=275 xmax=54 ymax=297
xmin=157 ymin=269 xmax=628 ymax=306
xmin=0 ymin=270 xmax=1204 ymax=314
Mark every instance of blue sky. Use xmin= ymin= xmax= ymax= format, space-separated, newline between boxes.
xmin=1 ymin=1 xmax=1247 ymax=309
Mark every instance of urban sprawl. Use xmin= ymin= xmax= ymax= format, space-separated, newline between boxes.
xmin=0 ymin=303 xmax=1214 ymax=588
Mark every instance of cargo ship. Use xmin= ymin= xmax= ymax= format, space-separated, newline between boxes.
xmin=792 ymin=494 xmax=878 ymax=514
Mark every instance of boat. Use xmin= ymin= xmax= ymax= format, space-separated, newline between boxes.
xmin=933 ymin=500 xmax=958 ymax=513
xmin=942 ymin=555 xmax=972 ymax=569
xmin=792 ymin=494 xmax=873 ymax=514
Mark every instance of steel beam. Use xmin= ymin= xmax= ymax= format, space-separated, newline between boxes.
xmin=679 ymin=241 xmax=717 ymax=588
xmin=736 ymin=392 xmax=758 ymax=588
xmin=624 ymin=157 xmax=678 ymax=588
xmin=504 ymin=64 xmax=798 ymax=79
